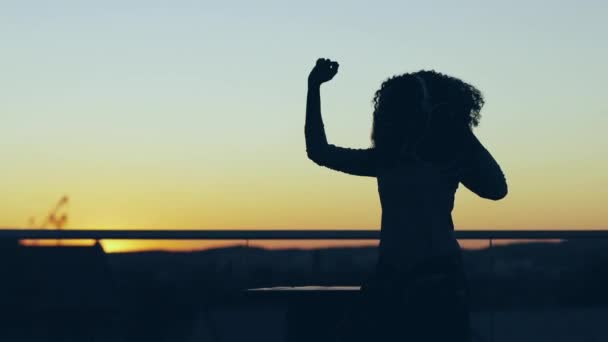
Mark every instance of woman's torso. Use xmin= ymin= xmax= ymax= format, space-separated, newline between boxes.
xmin=375 ymin=160 xmax=462 ymax=271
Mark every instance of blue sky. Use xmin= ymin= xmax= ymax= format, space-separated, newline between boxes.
xmin=1 ymin=0 xmax=607 ymax=230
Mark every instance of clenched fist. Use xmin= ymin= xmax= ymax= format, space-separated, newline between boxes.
xmin=308 ymin=58 xmax=339 ymax=86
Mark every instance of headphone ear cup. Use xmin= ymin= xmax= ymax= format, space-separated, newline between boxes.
xmin=399 ymin=140 xmax=420 ymax=162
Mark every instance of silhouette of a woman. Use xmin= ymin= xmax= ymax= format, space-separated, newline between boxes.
xmin=305 ymin=58 xmax=507 ymax=341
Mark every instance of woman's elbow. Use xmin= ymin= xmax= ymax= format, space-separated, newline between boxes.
xmin=306 ymin=147 xmax=326 ymax=166
xmin=486 ymin=183 xmax=508 ymax=201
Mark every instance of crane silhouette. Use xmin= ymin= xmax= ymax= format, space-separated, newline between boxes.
xmin=28 ymin=195 xmax=69 ymax=246
xmin=39 ymin=195 xmax=69 ymax=230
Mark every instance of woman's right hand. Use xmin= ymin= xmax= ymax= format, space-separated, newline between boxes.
xmin=308 ymin=58 xmax=339 ymax=86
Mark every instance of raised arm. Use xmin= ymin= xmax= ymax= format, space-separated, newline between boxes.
xmin=459 ymin=131 xmax=508 ymax=200
xmin=305 ymin=59 xmax=376 ymax=177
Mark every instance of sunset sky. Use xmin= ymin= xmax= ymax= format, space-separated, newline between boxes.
xmin=1 ymin=1 xmax=607 ymax=251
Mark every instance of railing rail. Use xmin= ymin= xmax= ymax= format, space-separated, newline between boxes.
xmin=0 ymin=229 xmax=606 ymax=239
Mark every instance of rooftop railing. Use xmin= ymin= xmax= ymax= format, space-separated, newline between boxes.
xmin=0 ymin=228 xmax=606 ymax=240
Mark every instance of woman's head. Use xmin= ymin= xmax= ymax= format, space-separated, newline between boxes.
xmin=371 ymin=70 xmax=484 ymax=162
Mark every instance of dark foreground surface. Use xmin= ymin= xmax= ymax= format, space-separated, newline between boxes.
xmin=1 ymin=289 xmax=607 ymax=342
xmin=2 ymin=237 xmax=608 ymax=341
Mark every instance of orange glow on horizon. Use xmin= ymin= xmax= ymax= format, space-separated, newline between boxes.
xmin=16 ymin=236 xmax=557 ymax=253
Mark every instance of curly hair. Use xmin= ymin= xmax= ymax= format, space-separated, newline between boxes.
xmin=370 ymin=70 xmax=484 ymax=161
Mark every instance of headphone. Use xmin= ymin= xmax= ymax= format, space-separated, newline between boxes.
xmin=400 ymin=74 xmax=434 ymax=161
xmin=415 ymin=74 xmax=433 ymax=114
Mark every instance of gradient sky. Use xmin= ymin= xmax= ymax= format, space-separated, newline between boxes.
xmin=2 ymin=1 xmax=607 ymax=244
